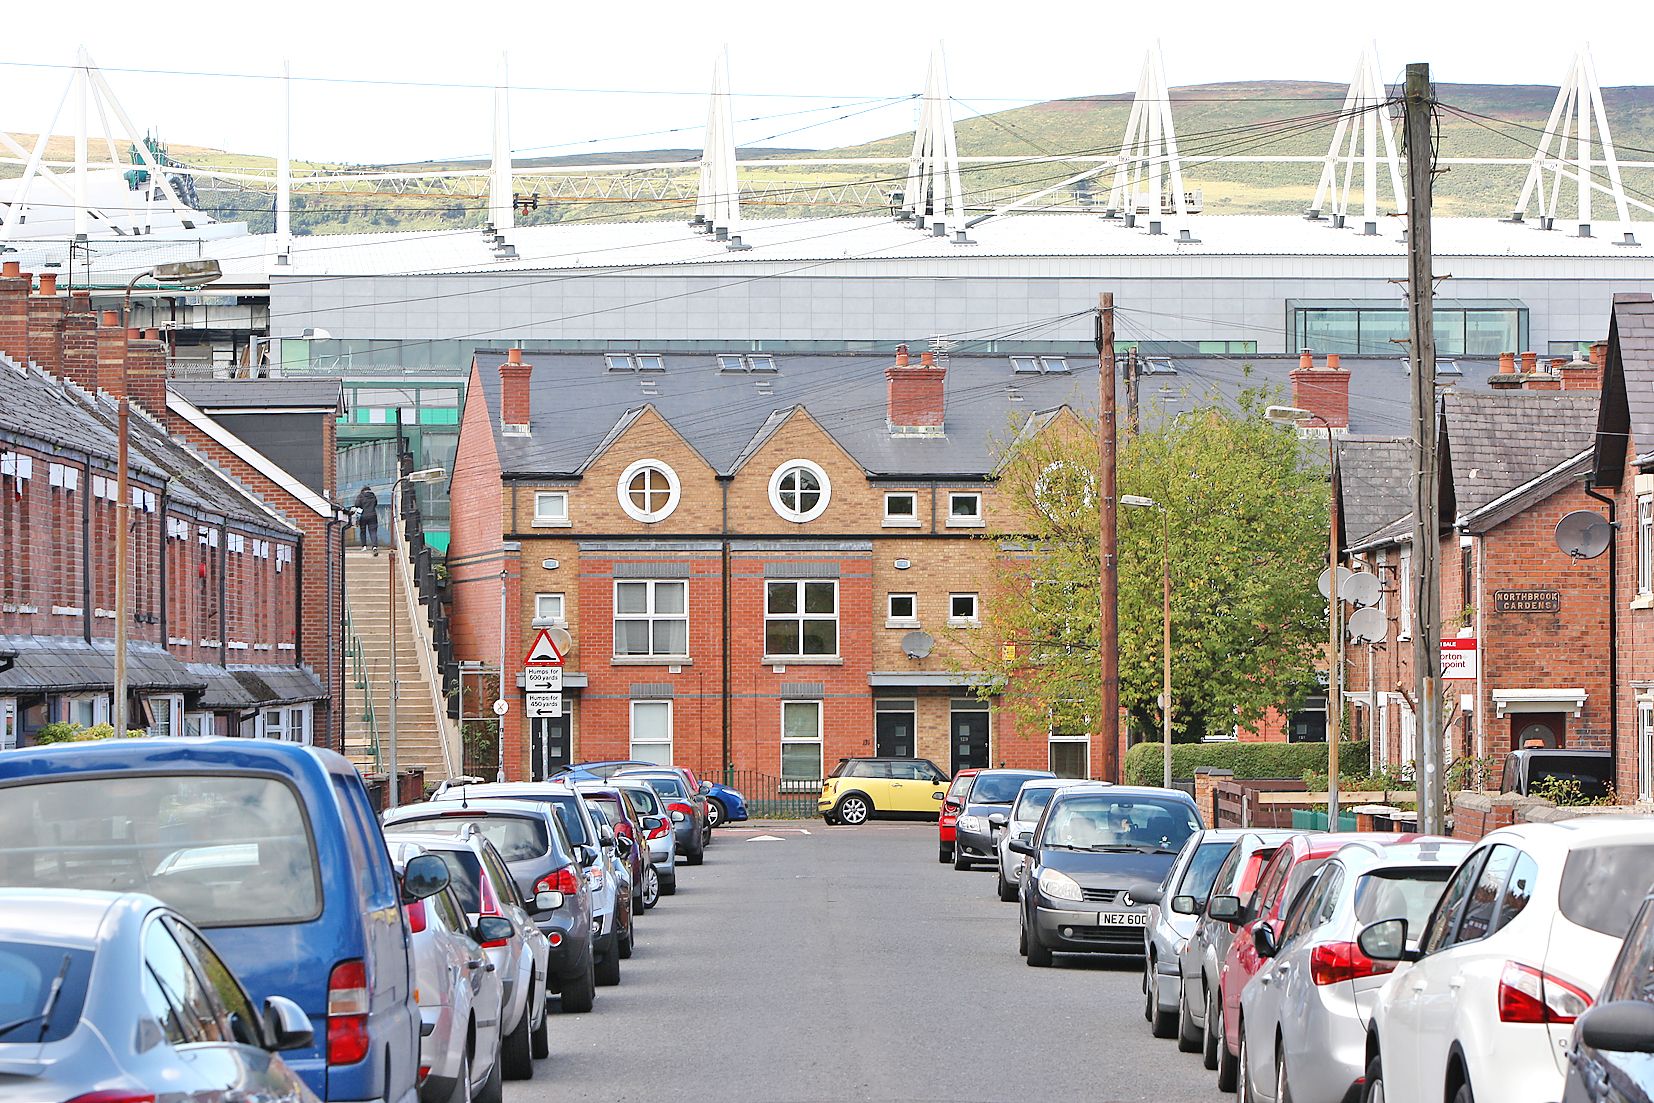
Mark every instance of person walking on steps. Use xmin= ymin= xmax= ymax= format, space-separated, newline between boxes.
xmin=354 ymin=484 xmax=380 ymax=555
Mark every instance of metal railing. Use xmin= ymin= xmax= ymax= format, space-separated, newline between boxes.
xmin=344 ymin=609 xmax=380 ymax=771
xmin=724 ymin=768 xmax=826 ymax=820
xmin=392 ymin=429 xmax=461 ymax=779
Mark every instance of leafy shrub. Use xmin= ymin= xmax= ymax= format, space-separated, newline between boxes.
xmin=30 ymin=721 xmax=144 ymax=745
xmin=1445 ymin=754 xmax=1501 ymax=792
xmin=1124 ymin=740 xmax=1371 ymax=786
xmin=1302 ymin=761 xmax=1414 ymax=793
xmin=1530 ymin=776 xmax=1616 ymax=807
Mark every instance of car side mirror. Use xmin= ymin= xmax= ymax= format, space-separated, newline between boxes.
xmin=1357 ymin=918 xmax=1416 ymax=963
xmin=1580 ymin=1001 xmax=1654 ymax=1054
xmin=1008 ymin=836 xmax=1036 ymax=857
xmin=579 ymin=845 xmax=600 ymax=866
xmin=261 ymin=995 xmax=314 ymax=1052
xmin=534 ymin=890 xmax=564 ymax=911
xmin=987 ymin=813 xmax=1008 ymax=828
xmin=1252 ymin=922 xmax=1278 ymax=959
xmin=474 ymin=915 xmax=515 ymax=945
xmin=1206 ymin=895 xmax=1242 ymax=922
xmin=615 ymin=836 xmax=635 ymax=857
xmin=598 ymin=824 xmax=616 ymax=847
xmin=1171 ymin=894 xmax=1199 ymax=916
xmin=671 ymin=809 xmax=686 ymax=822
xmin=1135 ymin=884 xmax=1163 ymax=906
xmin=932 ymin=791 xmax=945 ymax=800
xmin=400 ymin=853 xmax=450 ymax=903
xmin=697 ymin=782 xmax=713 ymax=796
xmin=642 ymin=815 xmax=665 ymax=831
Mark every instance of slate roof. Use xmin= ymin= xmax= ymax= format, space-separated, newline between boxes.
xmin=171 ymin=379 xmax=343 ymax=412
xmin=1337 ymin=437 xmax=1413 ymax=545
xmin=469 ymin=350 xmax=1503 ymax=479
xmin=0 ymin=635 xmax=206 ymax=695
xmin=186 ymin=663 xmax=326 ymax=709
xmin=1593 ymin=294 xmax=1654 ymax=485
xmin=1442 ymin=389 xmax=1598 ymax=514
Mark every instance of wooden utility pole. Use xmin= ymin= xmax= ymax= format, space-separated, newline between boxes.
xmin=1404 ymin=63 xmax=1446 ymax=834
xmin=1125 ymin=346 xmax=1141 ymax=437
xmin=1161 ymin=505 xmax=1172 ymax=788
xmin=1097 ymin=293 xmax=1120 ymax=782
xmin=112 ymin=398 xmax=130 ymax=738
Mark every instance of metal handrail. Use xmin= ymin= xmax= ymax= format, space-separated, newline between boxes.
xmin=344 ymin=608 xmax=381 ymax=771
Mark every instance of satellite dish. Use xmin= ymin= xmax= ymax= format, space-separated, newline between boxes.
xmin=1347 ymin=606 xmax=1386 ymax=644
xmin=1555 ymin=510 xmax=1612 ymax=560
xmin=1341 ymin=572 xmax=1382 ymax=608
xmin=901 ymin=631 xmax=935 ymax=660
xmin=1317 ymin=565 xmax=1354 ymax=600
xmin=547 ymin=626 xmax=573 ymax=653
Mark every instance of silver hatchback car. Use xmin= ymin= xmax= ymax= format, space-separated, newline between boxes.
xmin=1139 ymin=829 xmax=1254 ymax=1039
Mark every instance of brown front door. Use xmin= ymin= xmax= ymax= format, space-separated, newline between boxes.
xmin=1511 ymin=712 xmax=1565 ymax=750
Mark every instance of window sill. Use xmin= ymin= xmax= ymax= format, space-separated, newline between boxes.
xmin=1633 ymin=592 xmax=1654 ymax=611
xmin=882 ymin=517 xmax=921 ymax=528
xmin=763 ymin=656 xmax=844 ymax=666
xmin=947 ymin=618 xmax=981 ymax=629
xmin=886 ymin=618 xmax=922 ymax=630
xmin=945 ymin=518 xmax=986 ymax=529
xmin=611 ymin=656 xmax=692 ymax=666
xmin=530 ymin=518 xmax=572 ymax=528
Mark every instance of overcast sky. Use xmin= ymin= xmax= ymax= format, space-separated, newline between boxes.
xmin=3 ymin=0 xmax=1642 ymax=164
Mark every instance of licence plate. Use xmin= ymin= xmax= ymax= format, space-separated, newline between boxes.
xmin=1099 ymin=911 xmax=1149 ymax=927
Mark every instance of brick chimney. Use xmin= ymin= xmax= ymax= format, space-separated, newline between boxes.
xmin=1287 ymin=349 xmax=1350 ymax=430
xmin=125 ymin=329 xmax=168 ymax=414
xmin=60 ymin=293 xmax=98 ymax=391
xmin=26 ymin=273 xmax=64 ymax=377
xmin=96 ymin=311 xmax=129 ymax=397
xmin=885 ymin=344 xmax=947 ymax=435
xmin=499 ymin=348 xmax=532 ymax=433
xmin=0 ymin=262 xmax=31 ymax=365
xmin=1561 ymin=345 xmax=1605 ymax=392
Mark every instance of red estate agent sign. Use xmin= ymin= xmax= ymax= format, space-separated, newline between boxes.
xmin=523 ymin=628 xmax=565 ymax=666
xmin=1442 ymin=636 xmax=1478 ymax=680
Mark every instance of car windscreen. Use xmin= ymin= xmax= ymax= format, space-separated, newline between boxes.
xmin=1177 ymin=841 xmax=1235 ymax=901
xmin=970 ymin=773 xmax=1047 ymax=805
xmin=1040 ymin=795 xmax=1199 ymax=853
xmin=1012 ymin=786 xmax=1058 ymax=823
xmin=428 ymin=849 xmax=484 ymax=913
xmin=637 ymin=776 xmax=687 ymax=800
xmin=1561 ymin=844 xmax=1654 ymax=935
xmin=0 ymin=942 xmax=93 ymax=1044
xmin=617 ymin=786 xmax=661 ymax=816
xmin=465 ymin=794 xmax=591 ymax=847
xmin=0 ymin=775 xmax=320 ymax=927
xmin=390 ymin=814 xmax=549 ymax=862
xmin=1353 ymin=867 xmax=1453 ymax=928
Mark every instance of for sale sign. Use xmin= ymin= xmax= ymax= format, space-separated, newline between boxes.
xmin=1442 ymin=637 xmax=1478 ymax=680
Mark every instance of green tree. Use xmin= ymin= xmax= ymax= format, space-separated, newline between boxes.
xmin=961 ymin=384 xmax=1329 ymax=746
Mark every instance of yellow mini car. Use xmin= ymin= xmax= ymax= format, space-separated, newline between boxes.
xmin=818 ymin=757 xmax=950 ymax=825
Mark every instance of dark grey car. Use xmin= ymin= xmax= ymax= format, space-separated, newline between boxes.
xmin=951 ymin=768 xmax=1055 ymax=872
xmin=1563 ymin=888 xmax=1654 ymax=1103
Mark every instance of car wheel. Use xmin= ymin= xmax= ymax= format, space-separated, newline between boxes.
xmin=446 ymin=1049 xmax=473 ymax=1103
xmin=641 ymin=866 xmax=660 ymax=910
xmin=1276 ymin=1047 xmax=1293 ymax=1103
xmin=1018 ymin=916 xmax=1028 ymax=957
xmin=1362 ymin=1053 xmax=1384 ymax=1103
xmin=558 ymin=949 xmax=596 ymax=1014
xmin=1202 ymin=984 xmax=1220 ymax=1069
xmin=938 ymin=842 xmax=952 ymax=863
xmin=1452 ymin=1080 xmax=1474 ymax=1103
xmin=1215 ymin=994 xmax=1239 ymax=1092
xmin=1237 ymin=1022 xmax=1255 ymax=1103
xmin=953 ymin=845 xmax=972 ymax=871
xmin=834 ymin=794 xmax=871 ymax=826
xmin=500 ymin=991 xmax=534 ymax=1080
xmin=1176 ymin=980 xmax=1201 ymax=1053
xmin=659 ymin=870 xmax=677 ymax=897
xmin=595 ymin=935 xmax=621 ymax=987
xmin=475 ymin=1043 xmax=504 ymax=1103
xmin=708 ymin=799 xmax=726 ymax=828
xmin=618 ymin=918 xmax=634 ymax=960
xmin=530 ymin=986 xmax=549 ymax=1060
xmin=1024 ymin=921 xmax=1053 ymax=967
xmin=997 ymin=868 xmax=1018 ymax=902
xmin=1149 ymin=968 xmax=1177 ymax=1040
xmin=686 ymin=842 xmax=704 ymax=866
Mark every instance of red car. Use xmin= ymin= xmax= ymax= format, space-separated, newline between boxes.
xmin=1210 ymin=832 xmax=1414 ymax=1091
xmin=936 ymin=768 xmax=980 ymax=864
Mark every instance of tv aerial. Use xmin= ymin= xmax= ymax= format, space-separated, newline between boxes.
xmin=1554 ymin=510 xmax=1612 ymax=560
xmin=901 ymin=631 xmax=935 ymax=660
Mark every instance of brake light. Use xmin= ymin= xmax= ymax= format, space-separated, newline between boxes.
xmin=1498 ymin=961 xmax=1592 ymax=1024
xmin=536 ymin=867 xmax=582 ymax=896
xmin=418 ymin=1065 xmax=431 ymax=1084
xmin=1308 ymin=941 xmax=1393 ymax=985
xmin=943 ymin=801 xmax=962 ymax=815
xmin=327 ymin=959 xmax=370 ymax=1066
xmin=667 ymin=801 xmax=693 ymax=817
xmin=646 ymin=821 xmax=670 ymax=840
xmin=406 ymin=899 xmax=427 ymax=934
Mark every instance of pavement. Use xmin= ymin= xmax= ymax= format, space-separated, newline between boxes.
xmin=507 ymin=819 xmax=1229 ymax=1103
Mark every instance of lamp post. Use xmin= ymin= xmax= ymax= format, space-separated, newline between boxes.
xmin=1266 ymin=404 xmax=1343 ymax=828
xmin=1122 ymin=494 xmax=1172 ymax=789
xmin=248 ymin=327 xmax=333 ymax=377
xmin=385 ymin=466 xmax=446 ymax=808
xmin=112 ymin=260 xmax=223 ymax=740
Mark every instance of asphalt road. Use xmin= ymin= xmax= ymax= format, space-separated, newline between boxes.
xmin=507 ymin=820 xmax=1229 ymax=1103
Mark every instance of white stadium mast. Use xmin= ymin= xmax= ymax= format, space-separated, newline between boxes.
xmin=1104 ymin=46 xmax=1196 ymax=243
xmin=1306 ymin=44 xmax=1405 ymax=234
xmin=692 ymin=49 xmax=747 ymax=249
xmin=898 ymin=44 xmax=970 ymax=244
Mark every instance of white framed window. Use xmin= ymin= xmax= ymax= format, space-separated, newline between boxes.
xmin=617 ymin=459 xmax=681 ymax=524
xmin=883 ymin=491 xmax=919 ymax=527
xmin=769 ymin=460 xmax=831 ymax=523
xmin=946 ymin=492 xmax=983 ymax=527
xmin=1397 ymin=546 xmax=1413 ymax=639
xmin=1033 ymin=461 xmax=1093 ymax=521
xmin=1049 ymin=733 xmax=1090 ymax=778
xmin=1010 ymin=355 xmax=1040 ymax=374
xmin=143 ymin=694 xmax=182 ymax=738
xmin=1639 ymin=496 xmax=1653 ymax=595
xmin=65 ymin=693 xmax=109 ymax=729
xmin=887 ymin=593 xmax=918 ymax=626
xmin=781 ymin=700 xmax=823 ymax=786
xmin=47 ymin=463 xmax=78 ymax=492
xmin=257 ymin=705 xmax=312 ymax=744
xmin=533 ymin=491 xmax=569 ymax=527
xmin=1 ymin=699 xmax=16 ymax=751
xmin=183 ymin=711 xmax=216 ymax=738
xmin=1399 ymin=703 xmax=1417 ymax=766
xmin=1640 ymin=699 xmax=1654 ymax=802
xmin=948 ymin=592 xmax=980 ymax=626
xmin=614 ymin=580 xmax=688 ymax=658
xmin=765 ymin=580 xmax=838 ymax=658
xmin=630 ymin=700 xmax=673 ymax=764
xmin=535 ymin=592 xmax=566 ymax=625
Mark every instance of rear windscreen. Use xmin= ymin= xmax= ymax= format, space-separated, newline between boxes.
xmin=0 ymin=775 xmax=320 ymax=927
xmin=1530 ymin=758 xmax=1615 ymax=799
xmin=970 ymin=773 xmax=1047 ymax=805
xmin=618 ymin=786 xmax=661 ymax=816
xmin=0 ymin=943 xmax=93 ymax=1043
xmin=391 ymin=814 xmax=548 ymax=861
xmin=1354 ymin=867 xmax=1453 ymax=928
xmin=1561 ymin=844 xmax=1654 ymax=935
xmin=1012 ymin=787 xmax=1057 ymax=823
xmin=640 ymin=776 xmax=687 ymax=800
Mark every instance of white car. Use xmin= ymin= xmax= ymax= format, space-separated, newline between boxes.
xmin=994 ymin=778 xmax=1077 ymax=902
xmin=1359 ymin=818 xmax=1654 ymax=1103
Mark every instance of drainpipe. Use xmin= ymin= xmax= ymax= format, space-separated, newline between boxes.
xmin=721 ymin=476 xmax=732 ymax=784
xmin=158 ymin=488 xmax=169 ymax=652
xmin=80 ymin=453 xmax=93 ymax=644
xmin=1584 ymin=480 xmax=1619 ymax=769
xmin=218 ymin=520 xmax=228 ymax=669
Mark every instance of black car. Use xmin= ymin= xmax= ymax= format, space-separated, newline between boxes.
xmin=950 ymin=768 xmax=1054 ymax=872
xmin=1500 ymin=748 xmax=1615 ymax=799
xmin=1563 ymin=889 xmax=1654 ymax=1102
xmin=1009 ymin=783 xmax=1203 ymax=966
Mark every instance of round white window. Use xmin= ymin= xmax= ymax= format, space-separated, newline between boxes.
xmin=769 ymin=460 xmax=831 ymax=523
xmin=617 ymin=459 xmax=681 ymax=523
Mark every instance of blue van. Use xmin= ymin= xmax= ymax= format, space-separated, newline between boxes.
xmin=0 ymin=739 xmax=419 ymax=1103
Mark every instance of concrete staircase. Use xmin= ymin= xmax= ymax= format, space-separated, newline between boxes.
xmin=344 ymin=548 xmax=450 ymax=780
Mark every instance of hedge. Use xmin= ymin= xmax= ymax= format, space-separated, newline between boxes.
xmin=1123 ymin=740 xmax=1371 ymax=786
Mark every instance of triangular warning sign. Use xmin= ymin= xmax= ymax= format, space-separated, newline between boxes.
xmin=523 ymin=628 xmax=565 ymax=666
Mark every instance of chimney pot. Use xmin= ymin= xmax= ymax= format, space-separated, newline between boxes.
xmin=38 ymin=273 xmax=57 ymax=295
xmin=920 ymin=350 xmax=935 ymax=367
xmin=1299 ymin=348 xmax=1314 ymax=370
xmin=101 ymin=311 xmax=120 ymax=328
xmin=507 ymin=347 xmax=523 ymax=365
xmin=1499 ymin=352 xmax=1517 ymax=374
xmin=0 ymin=262 xmax=18 ymax=278
xmin=127 ymin=328 xmax=142 ymax=341
xmin=895 ymin=344 xmax=909 ymax=367
xmin=1325 ymin=353 xmax=1342 ymax=371
xmin=145 ymin=328 xmax=160 ymax=342
xmin=1521 ymin=350 xmax=1538 ymax=372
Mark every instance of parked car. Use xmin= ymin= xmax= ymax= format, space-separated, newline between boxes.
xmin=1564 ymin=886 xmax=1654 ymax=1102
xmin=383 ymin=794 xmax=599 ymax=1013
xmin=385 ymin=842 xmax=507 ymax=1103
xmin=1358 ymin=819 xmax=1654 ymax=1103
xmin=951 ymin=768 xmax=1056 ymax=872
xmin=703 ymin=780 xmax=749 ymax=828
xmin=1140 ymin=829 xmax=1253 ymax=1039
xmin=1236 ymin=837 xmax=1469 ymax=1103
xmin=384 ymin=828 xmax=549 ymax=1084
xmin=1009 ymin=783 xmax=1203 ymax=965
xmin=570 ymin=762 xmax=718 ymax=845
xmin=582 ymin=804 xmax=638 ymax=961
xmin=1500 ymin=748 xmax=1615 ymax=800
xmin=818 ymin=756 xmax=950 ymax=826
xmin=1213 ymin=831 xmax=1396 ymax=1091
xmin=0 ymin=888 xmax=318 ymax=1103
xmin=996 ymin=777 xmax=1075 ymax=901
xmin=613 ymin=779 xmax=680 ymax=900
xmin=614 ymin=768 xmax=708 ymax=866
xmin=937 ymin=768 xmax=982 ymax=864
xmin=1176 ymin=829 xmax=1297 ymax=1062
xmin=0 ymin=739 xmax=420 ymax=1103
xmin=574 ymin=783 xmax=651 ymax=912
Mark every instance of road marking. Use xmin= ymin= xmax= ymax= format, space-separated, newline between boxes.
xmin=747 ymin=834 xmax=786 ymax=842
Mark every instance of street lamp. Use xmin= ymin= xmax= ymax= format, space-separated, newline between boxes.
xmin=249 ymin=328 xmax=333 ymax=377
xmin=386 ymin=466 xmax=447 ymax=808
xmin=1266 ymin=404 xmax=1344 ymax=829
xmin=1122 ymin=495 xmax=1173 ymax=789
xmin=111 ymin=259 xmax=224 ymax=741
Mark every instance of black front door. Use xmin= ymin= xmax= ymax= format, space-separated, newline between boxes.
xmin=531 ymin=715 xmax=570 ymax=780
xmin=951 ymin=708 xmax=990 ymax=774
xmin=875 ymin=709 xmax=915 ymax=758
